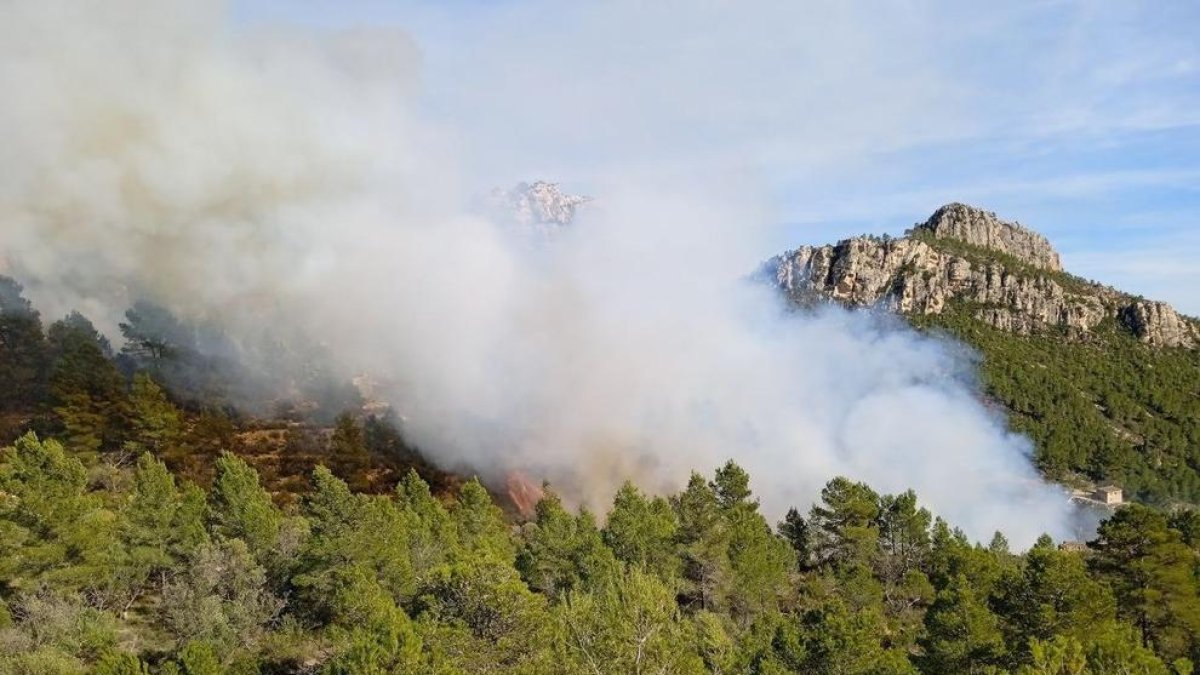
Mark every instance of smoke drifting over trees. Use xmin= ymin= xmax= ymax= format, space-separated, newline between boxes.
xmin=0 ymin=1 xmax=1076 ymax=545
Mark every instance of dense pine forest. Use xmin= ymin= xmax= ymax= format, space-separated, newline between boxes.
xmin=3 ymin=274 xmax=1200 ymax=674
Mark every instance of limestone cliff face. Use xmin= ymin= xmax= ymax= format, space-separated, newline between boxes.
xmin=770 ymin=204 xmax=1199 ymax=348
xmin=1119 ymin=301 xmax=1200 ymax=348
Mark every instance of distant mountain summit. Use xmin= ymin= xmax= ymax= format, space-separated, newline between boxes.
xmin=770 ymin=203 xmax=1198 ymax=349
xmin=486 ymin=181 xmax=591 ymax=233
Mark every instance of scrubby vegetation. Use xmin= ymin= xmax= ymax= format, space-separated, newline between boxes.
xmin=4 ymin=273 xmax=1200 ymax=673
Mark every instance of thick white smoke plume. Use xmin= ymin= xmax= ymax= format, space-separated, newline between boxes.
xmin=0 ymin=1 xmax=1076 ymax=546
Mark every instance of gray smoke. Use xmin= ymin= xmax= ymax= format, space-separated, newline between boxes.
xmin=0 ymin=0 xmax=1077 ymax=546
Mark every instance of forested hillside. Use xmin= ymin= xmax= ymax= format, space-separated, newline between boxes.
xmin=3 ymin=277 xmax=1200 ymax=672
xmin=0 ymin=275 xmax=453 ymax=499
xmin=913 ymin=304 xmax=1200 ymax=505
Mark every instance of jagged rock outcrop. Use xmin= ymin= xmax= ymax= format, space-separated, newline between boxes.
xmin=486 ymin=181 xmax=590 ymax=232
xmin=770 ymin=203 xmax=1199 ymax=348
xmin=1119 ymin=300 xmax=1200 ymax=348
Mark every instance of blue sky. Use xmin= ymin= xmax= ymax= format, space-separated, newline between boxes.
xmin=232 ymin=1 xmax=1200 ymax=314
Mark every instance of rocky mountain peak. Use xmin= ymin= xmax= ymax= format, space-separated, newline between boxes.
xmin=487 ymin=181 xmax=591 ymax=231
xmin=770 ymin=204 xmax=1198 ymax=349
xmin=913 ymin=202 xmax=1063 ymax=271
